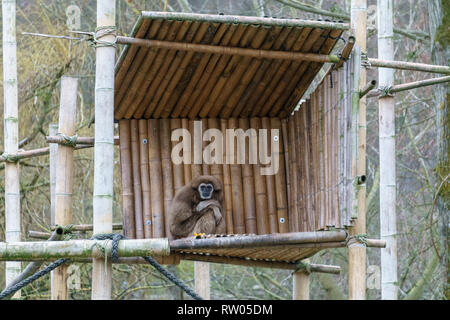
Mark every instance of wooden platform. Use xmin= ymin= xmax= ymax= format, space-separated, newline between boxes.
xmin=168 ymin=230 xmax=348 ymax=269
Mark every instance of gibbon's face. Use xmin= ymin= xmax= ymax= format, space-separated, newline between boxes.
xmin=198 ymin=183 xmax=214 ymax=200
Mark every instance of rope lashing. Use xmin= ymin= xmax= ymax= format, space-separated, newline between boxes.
xmin=345 ymin=233 xmax=368 ymax=247
xmin=361 ymin=52 xmax=372 ymax=68
xmin=0 ymin=152 xmax=20 ymax=163
xmin=87 ymin=26 xmax=117 ymax=48
xmin=377 ymin=85 xmax=394 ymax=97
xmin=295 ymin=261 xmax=312 ymax=274
xmin=90 ymin=233 xmax=203 ymax=300
xmin=57 ymin=133 xmax=78 ymax=147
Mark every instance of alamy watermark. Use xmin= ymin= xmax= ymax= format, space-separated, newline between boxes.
xmin=171 ymin=121 xmax=280 ymax=175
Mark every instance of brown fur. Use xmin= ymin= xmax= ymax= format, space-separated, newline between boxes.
xmin=169 ymin=175 xmax=225 ymax=239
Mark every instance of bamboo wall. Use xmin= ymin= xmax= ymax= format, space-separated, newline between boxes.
xmin=119 ymin=66 xmax=355 ymax=238
xmin=285 ymin=65 xmax=355 ymax=230
xmin=119 ymin=117 xmax=289 ymax=239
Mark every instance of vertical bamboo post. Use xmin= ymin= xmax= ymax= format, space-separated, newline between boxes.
xmin=51 ymin=76 xmax=78 ymax=300
xmin=49 ymin=123 xmax=58 ymax=293
xmin=293 ymin=259 xmax=310 ymax=300
xmin=377 ymin=0 xmax=397 ymax=300
xmin=92 ymin=0 xmax=116 ymax=300
xmin=194 ymin=261 xmax=210 ymax=300
xmin=348 ymin=0 xmax=367 ymax=300
xmin=49 ymin=124 xmax=58 ymax=226
xmin=2 ymin=0 xmax=21 ymax=297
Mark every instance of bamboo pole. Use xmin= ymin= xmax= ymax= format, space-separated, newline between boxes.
xmin=92 ymin=0 xmax=116 ymax=300
xmin=170 ymin=119 xmax=185 ymax=193
xmin=119 ymin=120 xmax=136 ymax=238
xmin=250 ymin=118 xmax=271 ymax=234
xmin=49 ymin=124 xmax=57 ymax=293
xmin=262 ymin=118 xmax=279 ymax=233
xmin=293 ymin=259 xmax=310 ymax=300
xmin=348 ymin=0 xmax=367 ymax=300
xmin=49 ymin=124 xmax=58 ymax=226
xmin=377 ymin=0 xmax=397 ymax=300
xmin=170 ymin=231 xmax=348 ymax=250
xmin=2 ymin=237 xmax=384 ymax=262
xmin=2 ymin=0 xmax=21 ymax=296
xmin=239 ymin=118 xmax=257 ymax=234
xmin=28 ymin=231 xmax=51 ymax=239
xmin=46 ymin=135 xmax=119 ymax=145
xmin=335 ymin=36 xmax=356 ymax=69
xmin=194 ymin=262 xmax=210 ymax=300
xmin=0 ymin=145 xmax=92 ymax=163
xmin=220 ymin=119 xmax=234 ymax=234
xmin=160 ymin=119 xmax=174 ymax=239
xmin=138 ymin=120 xmax=152 ymax=238
xmin=359 ymin=80 xmax=377 ymax=98
xmin=271 ymin=118 xmax=289 ymax=233
xmin=116 ymin=36 xmax=341 ymax=63
xmin=0 ymin=239 xmax=170 ymax=260
xmin=148 ymin=119 xmax=165 ymax=238
xmin=140 ymin=11 xmax=350 ymax=30
xmin=130 ymin=120 xmax=144 ymax=239
xmin=367 ymin=58 xmax=450 ymax=74
xmin=51 ymin=76 xmax=78 ymax=300
xmin=367 ymin=76 xmax=450 ymax=98
xmin=50 ymin=223 xmax=122 ymax=232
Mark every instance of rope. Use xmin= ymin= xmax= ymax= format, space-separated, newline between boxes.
xmin=91 ymin=233 xmax=203 ymax=300
xmin=361 ymin=51 xmax=372 ymax=68
xmin=0 ymin=258 xmax=69 ymax=300
xmin=57 ymin=133 xmax=78 ymax=147
xmin=87 ymin=26 xmax=117 ymax=48
xmin=142 ymin=256 xmax=203 ymax=300
xmin=0 ymin=232 xmax=202 ymax=300
xmin=376 ymin=85 xmax=394 ymax=97
xmin=345 ymin=233 xmax=368 ymax=247
xmin=1 ymin=153 xmax=20 ymax=163
xmin=295 ymin=261 xmax=312 ymax=274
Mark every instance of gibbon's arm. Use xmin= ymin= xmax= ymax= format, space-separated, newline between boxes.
xmin=169 ymin=187 xmax=200 ymax=237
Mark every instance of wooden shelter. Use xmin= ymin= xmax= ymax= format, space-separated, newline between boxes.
xmin=115 ymin=12 xmax=363 ymax=268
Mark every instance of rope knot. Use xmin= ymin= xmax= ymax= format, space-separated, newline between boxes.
xmin=91 ymin=233 xmax=125 ymax=263
xmin=87 ymin=26 xmax=117 ymax=48
xmin=345 ymin=233 xmax=368 ymax=247
xmin=377 ymin=85 xmax=394 ymax=97
xmin=1 ymin=152 xmax=20 ymax=163
xmin=57 ymin=133 xmax=78 ymax=147
xmin=295 ymin=261 xmax=312 ymax=274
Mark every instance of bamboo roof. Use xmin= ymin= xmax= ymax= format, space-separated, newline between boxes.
xmin=114 ymin=12 xmax=348 ymax=120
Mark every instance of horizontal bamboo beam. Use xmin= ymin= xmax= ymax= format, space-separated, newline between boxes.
xmin=50 ymin=223 xmax=123 ymax=232
xmin=0 ymin=239 xmax=170 ymax=261
xmin=46 ymin=135 xmax=120 ymax=145
xmin=28 ymin=231 xmax=52 ymax=239
xmin=178 ymin=253 xmax=341 ymax=273
xmin=170 ymin=231 xmax=348 ymax=250
xmin=367 ymin=76 xmax=450 ymax=98
xmin=116 ymin=36 xmax=341 ymax=63
xmin=368 ymin=58 xmax=450 ymax=74
xmin=140 ymin=11 xmax=350 ymax=30
xmin=0 ymin=145 xmax=92 ymax=163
